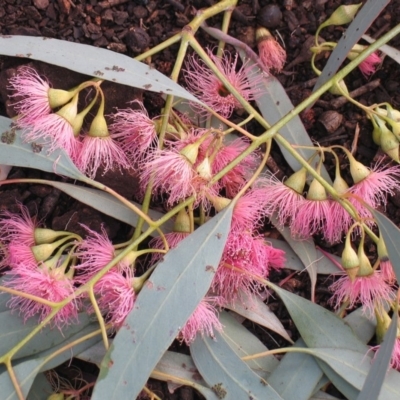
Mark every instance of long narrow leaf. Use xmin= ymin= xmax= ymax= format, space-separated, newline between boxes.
xmin=369 ymin=208 xmax=400 ymax=282
xmin=191 ymin=330 xmax=284 ymax=400
xmin=357 ymin=312 xmax=398 ymax=400
xmin=0 ymin=117 xmax=86 ymax=182
xmin=91 ymin=205 xmax=233 ymax=399
xmin=0 ymin=36 xmax=199 ymax=102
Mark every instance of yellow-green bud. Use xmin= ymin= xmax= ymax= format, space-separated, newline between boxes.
xmin=348 ymin=154 xmax=370 ymax=184
xmin=323 ymin=3 xmax=362 ymax=27
xmin=357 ymin=245 xmax=374 ymax=277
xmin=47 ymin=393 xmax=65 ymax=400
xmin=196 ymin=156 xmax=212 ymax=180
xmin=380 ymin=125 xmax=400 ymax=163
xmin=375 ymin=310 xmax=393 ymax=344
xmin=34 ymin=228 xmax=66 ymax=245
xmin=307 ymin=178 xmax=327 ymax=201
xmin=48 ymin=88 xmax=77 ymax=109
xmin=180 ymin=142 xmax=201 ymax=165
xmin=329 ymin=79 xmax=349 ymax=96
xmin=31 ymin=243 xmax=57 ymax=262
xmin=284 ymin=168 xmax=307 ymax=194
xmin=56 ymin=93 xmax=79 ymax=125
xmin=89 ymin=114 xmax=109 ymax=138
xmin=342 ymin=235 xmax=359 ymax=281
xmin=173 ymin=209 xmax=192 ymax=233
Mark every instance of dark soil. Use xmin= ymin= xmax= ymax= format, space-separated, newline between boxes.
xmin=1 ymin=0 xmax=400 ymax=399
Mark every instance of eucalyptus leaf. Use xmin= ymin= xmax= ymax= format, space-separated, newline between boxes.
xmin=0 ymin=279 xmax=12 ymax=313
xmin=191 ymin=330 xmax=284 ymax=400
xmin=269 ymin=283 xmax=368 ymax=352
xmin=0 ymin=36 xmax=200 ymax=103
xmin=0 ymin=311 xmax=92 ymax=360
xmin=312 ymin=0 xmax=390 ymax=92
xmin=91 ymin=205 xmax=233 ymax=400
xmin=225 ymin=292 xmax=293 ymax=343
xmin=311 ymin=391 xmax=342 ymax=400
xmin=270 ymin=215 xmax=318 ymax=302
xmin=357 ymin=312 xmax=398 ymax=400
xmin=151 ymin=351 xmax=219 ymax=400
xmin=268 ymin=238 xmax=342 ymax=275
xmin=23 ymin=180 xmax=173 ymax=236
xmin=267 ymin=339 xmax=323 ymax=400
xmin=0 ymin=322 xmax=101 ymax=400
xmin=220 ymin=311 xmax=279 ymax=379
xmin=26 ymin=373 xmax=53 ymax=400
xmin=306 ymin=348 xmax=400 ymax=400
xmin=369 ymin=208 xmax=400 ymax=283
xmin=0 ymin=116 xmax=87 ymax=182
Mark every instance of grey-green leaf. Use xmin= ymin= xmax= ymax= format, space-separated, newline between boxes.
xmin=269 ymin=283 xmax=368 ymax=353
xmin=369 ymin=208 xmax=400 ymax=283
xmin=225 ymin=293 xmax=293 ymax=343
xmin=1 ymin=322 xmax=101 ymax=400
xmin=0 ymin=36 xmax=199 ymax=102
xmin=0 ymin=117 xmax=87 ymax=181
xmin=357 ymin=311 xmax=398 ymax=400
xmin=26 ymin=180 xmax=173 ymax=236
xmin=267 ymin=339 xmax=323 ymax=400
xmin=26 ymin=373 xmax=53 ymax=400
xmin=220 ymin=311 xmax=279 ymax=379
xmin=0 ymin=311 xmax=92 ymax=360
xmin=91 ymin=205 xmax=233 ymax=400
xmin=307 ymin=348 xmax=400 ymax=400
xmin=191 ymin=330 xmax=284 ymax=400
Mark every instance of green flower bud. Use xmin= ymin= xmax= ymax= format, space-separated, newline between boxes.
xmin=342 ymin=234 xmax=359 ymax=281
xmin=196 ymin=156 xmax=212 ymax=180
xmin=173 ymin=209 xmax=192 ymax=233
xmin=56 ymin=93 xmax=79 ymax=125
xmin=284 ymin=167 xmax=307 ymax=194
xmin=34 ymin=228 xmax=66 ymax=245
xmin=322 ymin=3 xmax=362 ymax=28
xmin=89 ymin=114 xmax=109 ymax=138
xmin=307 ymin=178 xmax=327 ymax=201
xmin=348 ymin=153 xmax=370 ymax=184
xmin=48 ymin=88 xmax=77 ymax=109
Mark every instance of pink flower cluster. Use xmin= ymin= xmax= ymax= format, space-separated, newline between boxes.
xmin=261 ymin=162 xmax=400 ymax=244
xmin=8 ymin=67 xmax=159 ymax=178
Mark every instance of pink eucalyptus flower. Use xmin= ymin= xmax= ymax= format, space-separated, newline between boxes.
xmin=259 ymin=175 xmax=306 ymax=227
xmin=213 ymin=231 xmax=283 ymax=302
xmin=291 ymin=198 xmax=334 ymax=240
xmin=140 ymin=148 xmax=196 ymax=206
xmin=179 ymin=297 xmax=222 ymax=345
xmin=21 ymin=113 xmax=81 ymax=159
xmin=349 ymin=162 xmax=400 ymax=221
xmin=109 ymin=100 xmax=159 ymax=163
xmin=0 ymin=205 xmax=37 ymax=246
xmin=329 ymin=271 xmax=394 ymax=317
xmin=93 ymin=266 xmax=136 ymax=327
xmin=359 ymin=52 xmax=381 ymax=77
xmin=75 ymin=227 xmax=116 ymax=282
xmin=4 ymin=263 xmax=79 ymax=329
xmin=75 ymin=134 xmax=131 ymax=179
xmin=6 ymin=241 xmax=38 ymax=269
xmin=8 ymin=66 xmax=52 ymax=120
xmin=327 ymin=199 xmax=353 ymax=243
xmin=149 ymin=231 xmax=190 ymax=263
xmin=371 ymin=338 xmax=400 ymax=371
xmin=379 ymin=257 xmax=396 ymax=285
xmin=184 ymin=49 xmax=263 ymax=118
xmin=256 ymin=28 xmax=286 ymax=73
xmin=212 ymin=138 xmax=259 ymax=197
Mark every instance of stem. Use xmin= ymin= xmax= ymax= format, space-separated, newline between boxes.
xmin=6 ymin=360 xmax=24 ymax=400
xmin=216 ymin=7 xmax=234 ymax=57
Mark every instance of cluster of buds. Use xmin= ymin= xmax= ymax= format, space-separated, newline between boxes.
xmin=371 ymin=104 xmax=400 ymax=162
xmin=329 ymin=225 xmax=395 ymax=317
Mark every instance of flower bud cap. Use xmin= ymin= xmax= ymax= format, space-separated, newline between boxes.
xmin=173 ymin=209 xmax=191 ymax=233
xmin=307 ymin=178 xmax=327 ymax=200
xmin=48 ymin=88 xmax=78 ymax=109
xmin=284 ymin=168 xmax=307 ymax=194
xmin=34 ymin=228 xmax=66 ymax=245
xmin=89 ymin=114 xmax=109 ymax=138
